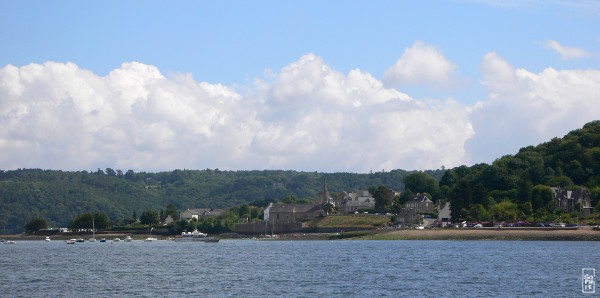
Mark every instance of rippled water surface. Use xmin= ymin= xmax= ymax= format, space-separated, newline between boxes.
xmin=1 ymin=239 xmax=598 ymax=297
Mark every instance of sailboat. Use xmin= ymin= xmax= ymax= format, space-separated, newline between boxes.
xmin=144 ymin=227 xmax=157 ymax=242
xmin=89 ymin=218 xmax=97 ymax=242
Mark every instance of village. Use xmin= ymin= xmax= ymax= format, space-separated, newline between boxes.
xmin=174 ymin=178 xmax=595 ymax=237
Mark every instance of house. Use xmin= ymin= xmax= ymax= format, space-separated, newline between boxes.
xmin=264 ymin=203 xmax=324 ymax=224
xmin=437 ymin=201 xmax=451 ymax=227
xmin=337 ymin=190 xmax=376 ymax=214
xmin=405 ymin=193 xmax=434 ymax=214
xmin=551 ymin=187 xmax=593 ymax=216
xmin=164 ymin=215 xmax=174 ymax=225
xmin=180 ymin=208 xmax=225 ymax=221
xmin=395 ymin=208 xmax=421 ymax=225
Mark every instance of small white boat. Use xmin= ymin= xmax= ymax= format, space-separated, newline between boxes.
xmin=5 ymin=240 xmax=16 ymax=244
xmin=113 ymin=238 xmax=120 ymax=242
xmin=144 ymin=237 xmax=157 ymax=242
xmin=45 ymin=237 xmax=51 ymax=242
xmin=124 ymin=236 xmax=132 ymax=242
xmin=100 ymin=238 xmax=106 ymax=242
xmin=171 ymin=229 xmax=218 ymax=242
xmin=65 ymin=239 xmax=75 ymax=244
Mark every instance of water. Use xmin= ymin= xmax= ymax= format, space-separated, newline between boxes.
xmin=1 ymin=240 xmax=598 ymax=297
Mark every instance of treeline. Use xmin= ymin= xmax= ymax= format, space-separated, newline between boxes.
xmin=439 ymin=120 xmax=600 ymax=223
xmin=0 ymin=166 xmax=444 ymax=234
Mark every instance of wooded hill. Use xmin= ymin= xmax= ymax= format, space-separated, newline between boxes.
xmin=0 ymin=165 xmax=444 ymax=234
xmin=439 ymin=120 xmax=600 ymax=223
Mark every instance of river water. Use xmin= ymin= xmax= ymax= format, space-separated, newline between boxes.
xmin=1 ymin=239 xmax=598 ymax=297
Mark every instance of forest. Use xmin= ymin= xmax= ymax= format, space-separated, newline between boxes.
xmin=438 ymin=120 xmax=600 ymax=223
xmin=0 ymin=164 xmax=443 ymax=234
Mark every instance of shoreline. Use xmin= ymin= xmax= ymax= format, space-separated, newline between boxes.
xmin=364 ymin=226 xmax=600 ymax=241
xmin=4 ymin=227 xmax=600 ymax=241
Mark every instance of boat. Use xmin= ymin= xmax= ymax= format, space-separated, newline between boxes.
xmin=45 ymin=237 xmax=51 ymax=242
xmin=171 ymin=229 xmax=218 ymax=242
xmin=144 ymin=226 xmax=157 ymax=242
xmin=5 ymin=240 xmax=16 ymax=244
xmin=113 ymin=238 xmax=120 ymax=242
xmin=65 ymin=239 xmax=76 ymax=244
xmin=100 ymin=238 xmax=106 ymax=242
xmin=124 ymin=236 xmax=132 ymax=242
xmin=76 ymin=238 xmax=85 ymax=242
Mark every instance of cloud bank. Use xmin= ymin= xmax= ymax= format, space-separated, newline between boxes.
xmin=1 ymin=42 xmax=599 ymax=172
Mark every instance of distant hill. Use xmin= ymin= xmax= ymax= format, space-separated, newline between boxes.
xmin=0 ymin=167 xmax=444 ymax=234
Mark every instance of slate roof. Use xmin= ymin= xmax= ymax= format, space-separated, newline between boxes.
xmin=269 ymin=204 xmax=323 ymax=213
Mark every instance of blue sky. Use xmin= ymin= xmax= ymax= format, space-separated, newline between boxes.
xmin=1 ymin=1 xmax=600 ymax=172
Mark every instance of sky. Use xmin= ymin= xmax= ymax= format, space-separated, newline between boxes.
xmin=1 ymin=0 xmax=600 ymax=173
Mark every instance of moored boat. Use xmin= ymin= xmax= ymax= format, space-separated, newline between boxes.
xmin=171 ymin=229 xmax=218 ymax=242
xmin=5 ymin=240 xmax=16 ymax=244
xmin=124 ymin=236 xmax=132 ymax=242
xmin=113 ymin=238 xmax=120 ymax=242
xmin=144 ymin=237 xmax=157 ymax=242
xmin=65 ymin=239 xmax=76 ymax=244
xmin=45 ymin=237 xmax=51 ymax=242
xmin=100 ymin=238 xmax=106 ymax=242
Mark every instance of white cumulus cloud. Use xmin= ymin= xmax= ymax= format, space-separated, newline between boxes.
xmin=0 ymin=55 xmax=475 ymax=172
xmin=383 ymin=41 xmax=459 ymax=89
xmin=3 ymin=51 xmax=599 ymax=173
xmin=467 ymin=52 xmax=600 ymax=163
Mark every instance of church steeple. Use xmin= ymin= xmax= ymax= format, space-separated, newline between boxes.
xmin=321 ymin=176 xmax=330 ymax=205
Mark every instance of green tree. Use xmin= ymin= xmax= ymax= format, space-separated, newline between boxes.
xmin=531 ymin=185 xmax=553 ymax=211
xmin=139 ymin=210 xmax=160 ymax=225
xmin=238 ymin=204 xmax=251 ymax=218
xmin=69 ymin=213 xmax=94 ymax=229
xmin=517 ymin=175 xmax=532 ymax=204
xmin=403 ymin=172 xmax=440 ymax=199
xmin=25 ymin=217 xmax=47 ymax=233
xmin=165 ymin=204 xmax=179 ymax=220
xmin=370 ymin=185 xmax=394 ymax=211
xmin=323 ymin=203 xmax=334 ymax=215
xmin=93 ymin=212 xmax=110 ymax=229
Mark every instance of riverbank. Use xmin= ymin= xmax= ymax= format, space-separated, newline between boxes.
xmin=5 ymin=227 xmax=600 ymax=241
xmin=362 ymin=226 xmax=600 ymax=241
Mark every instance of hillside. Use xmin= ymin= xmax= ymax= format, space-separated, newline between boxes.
xmin=0 ymin=168 xmax=446 ymax=234
xmin=440 ymin=120 xmax=600 ymax=222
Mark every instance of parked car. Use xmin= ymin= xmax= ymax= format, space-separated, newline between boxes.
xmin=535 ymin=223 xmax=545 ymax=227
xmin=505 ymin=223 xmax=515 ymax=227
xmin=544 ymin=223 xmax=554 ymax=227
xmin=555 ymin=223 xmax=566 ymax=227
xmin=474 ymin=224 xmax=483 ymax=228
xmin=567 ymin=223 xmax=579 ymax=228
